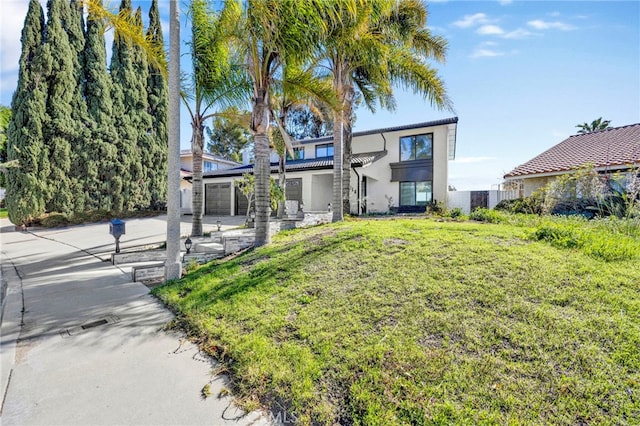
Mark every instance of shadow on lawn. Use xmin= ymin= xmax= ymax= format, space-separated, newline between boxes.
xmin=173 ymin=230 xmax=355 ymax=304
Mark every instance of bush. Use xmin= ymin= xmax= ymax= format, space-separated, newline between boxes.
xmin=41 ymin=213 xmax=70 ymax=228
xmin=426 ymin=200 xmax=444 ymax=215
xmin=469 ymin=208 xmax=505 ymax=223
xmin=528 ymin=216 xmax=640 ymax=261
xmin=494 ymin=193 xmax=545 ymax=215
xmin=448 ymin=207 xmax=463 ymax=218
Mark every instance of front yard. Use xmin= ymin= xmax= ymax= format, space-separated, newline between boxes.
xmin=153 ymin=215 xmax=640 ymax=425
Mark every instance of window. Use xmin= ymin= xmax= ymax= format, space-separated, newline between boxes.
xmin=203 ymin=161 xmax=216 ymax=172
xmin=287 ymin=147 xmax=305 ymax=160
xmin=315 ymin=143 xmax=334 ymax=158
xmin=400 ymin=134 xmax=432 ymax=161
xmin=400 ymin=181 xmax=432 ymax=206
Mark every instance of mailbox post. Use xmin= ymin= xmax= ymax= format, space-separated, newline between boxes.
xmin=109 ymin=219 xmax=126 ymax=253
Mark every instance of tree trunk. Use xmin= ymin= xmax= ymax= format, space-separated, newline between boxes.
xmin=277 ymin=154 xmax=286 ymax=218
xmin=332 ymin=118 xmax=344 ymax=222
xmin=342 ymin=83 xmax=355 ymax=215
xmin=252 ymin=92 xmax=271 ymax=246
xmin=191 ymin=116 xmax=204 ymax=236
xmin=332 ymin=68 xmax=346 ymax=222
xmin=164 ymin=0 xmax=181 ymax=281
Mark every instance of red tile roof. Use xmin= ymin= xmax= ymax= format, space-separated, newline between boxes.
xmin=504 ymin=123 xmax=640 ymax=178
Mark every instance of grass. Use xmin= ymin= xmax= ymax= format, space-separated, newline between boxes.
xmin=153 ymin=216 xmax=640 ymax=425
xmin=0 ymin=208 xmax=7 ymax=219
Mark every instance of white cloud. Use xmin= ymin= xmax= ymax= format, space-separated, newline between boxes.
xmin=454 ymin=156 xmax=497 ymax=164
xmin=503 ymin=28 xmax=536 ymax=39
xmin=453 ymin=13 xmax=489 ymax=28
xmin=470 ymin=48 xmax=504 ymax=59
xmin=527 ymin=19 xmax=576 ymax=31
xmin=0 ymin=1 xmax=31 ymax=74
xmin=477 ymin=25 xmax=504 ymax=35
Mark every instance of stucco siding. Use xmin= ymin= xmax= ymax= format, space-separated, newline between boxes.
xmin=523 ymin=177 xmax=551 ymax=196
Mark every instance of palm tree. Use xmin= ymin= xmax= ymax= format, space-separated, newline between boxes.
xmin=318 ymin=0 xmax=452 ymax=217
xmin=229 ymin=0 xmax=342 ymax=246
xmin=184 ymin=0 xmax=249 ymax=237
xmin=576 ymin=117 xmax=612 ymax=134
xmin=269 ymin=65 xmax=336 ymax=218
xmin=165 ymin=0 xmax=181 ymax=280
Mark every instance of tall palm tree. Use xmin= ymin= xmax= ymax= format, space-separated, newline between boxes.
xmin=230 ymin=0 xmax=342 ymax=246
xmin=319 ymin=0 xmax=452 ymax=217
xmin=165 ymin=0 xmax=181 ymax=280
xmin=185 ymin=0 xmax=249 ymax=237
xmin=576 ymin=117 xmax=612 ymax=134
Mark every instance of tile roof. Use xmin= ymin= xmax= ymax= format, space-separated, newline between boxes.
xmin=504 ymin=123 xmax=640 ymax=178
xmin=201 ymin=151 xmax=388 ymax=179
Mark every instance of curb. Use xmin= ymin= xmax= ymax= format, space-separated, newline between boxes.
xmin=0 ymin=251 xmax=24 ymax=413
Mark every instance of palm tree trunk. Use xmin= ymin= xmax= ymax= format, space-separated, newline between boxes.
xmin=191 ymin=117 xmax=204 ymax=236
xmin=332 ymin=67 xmax=348 ymax=222
xmin=164 ymin=0 xmax=181 ymax=281
xmin=332 ymin=119 xmax=344 ymax=222
xmin=253 ymin=93 xmax=271 ymax=246
xmin=342 ymin=84 xmax=355 ymax=215
xmin=277 ymin=154 xmax=286 ymax=218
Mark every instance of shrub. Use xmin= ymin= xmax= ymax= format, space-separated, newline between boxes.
xmin=41 ymin=213 xmax=70 ymax=228
xmin=426 ymin=200 xmax=444 ymax=215
xmin=494 ymin=192 xmax=546 ymax=215
xmin=469 ymin=208 xmax=505 ymax=223
xmin=448 ymin=207 xmax=463 ymax=218
xmin=528 ymin=215 xmax=640 ymax=261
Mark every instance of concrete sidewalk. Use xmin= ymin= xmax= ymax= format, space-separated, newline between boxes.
xmin=0 ymin=216 xmax=269 ymax=425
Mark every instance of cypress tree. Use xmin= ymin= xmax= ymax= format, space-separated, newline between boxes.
xmin=6 ymin=0 xmax=49 ymax=225
xmin=66 ymin=0 xmax=91 ymax=211
xmin=132 ymin=6 xmax=153 ymax=209
xmin=110 ymin=0 xmax=146 ymax=211
xmin=146 ymin=0 xmax=168 ymax=209
xmin=84 ymin=0 xmax=118 ymax=211
xmin=41 ymin=0 xmax=77 ymax=214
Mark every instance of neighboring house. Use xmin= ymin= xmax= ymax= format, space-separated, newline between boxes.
xmin=504 ymin=123 xmax=640 ymax=197
xmin=180 ymin=150 xmax=240 ymax=214
xmin=199 ymin=117 xmax=458 ymax=216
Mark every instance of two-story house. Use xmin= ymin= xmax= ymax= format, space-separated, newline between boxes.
xmin=199 ymin=117 xmax=458 ymax=216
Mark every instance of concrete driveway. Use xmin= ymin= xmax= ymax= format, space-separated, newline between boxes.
xmin=0 ymin=215 xmax=270 ymax=425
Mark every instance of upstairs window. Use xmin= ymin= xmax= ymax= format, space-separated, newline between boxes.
xmin=315 ymin=143 xmax=334 ymax=158
xmin=400 ymin=134 xmax=433 ymax=161
xmin=203 ymin=161 xmax=216 ymax=172
xmin=287 ymin=147 xmax=305 ymax=160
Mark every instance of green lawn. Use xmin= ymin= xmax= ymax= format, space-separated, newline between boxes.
xmin=153 ymin=216 xmax=640 ymax=425
xmin=0 ymin=208 xmax=7 ymax=219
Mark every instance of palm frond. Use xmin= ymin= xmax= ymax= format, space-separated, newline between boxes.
xmin=85 ymin=0 xmax=167 ymax=76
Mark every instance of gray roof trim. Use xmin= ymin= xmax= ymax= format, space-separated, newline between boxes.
xmin=200 ymin=151 xmax=388 ymax=179
xmin=298 ymin=117 xmax=459 ymax=145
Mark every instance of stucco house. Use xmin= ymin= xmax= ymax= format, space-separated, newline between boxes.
xmin=180 ymin=150 xmax=240 ymax=214
xmin=504 ymin=123 xmax=640 ymax=197
xmin=198 ymin=117 xmax=458 ymax=216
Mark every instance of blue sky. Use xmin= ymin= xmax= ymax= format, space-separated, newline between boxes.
xmin=1 ymin=1 xmax=638 ymax=190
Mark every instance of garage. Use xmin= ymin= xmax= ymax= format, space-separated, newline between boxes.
xmin=205 ymin=182 xmax=231 ymax=215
